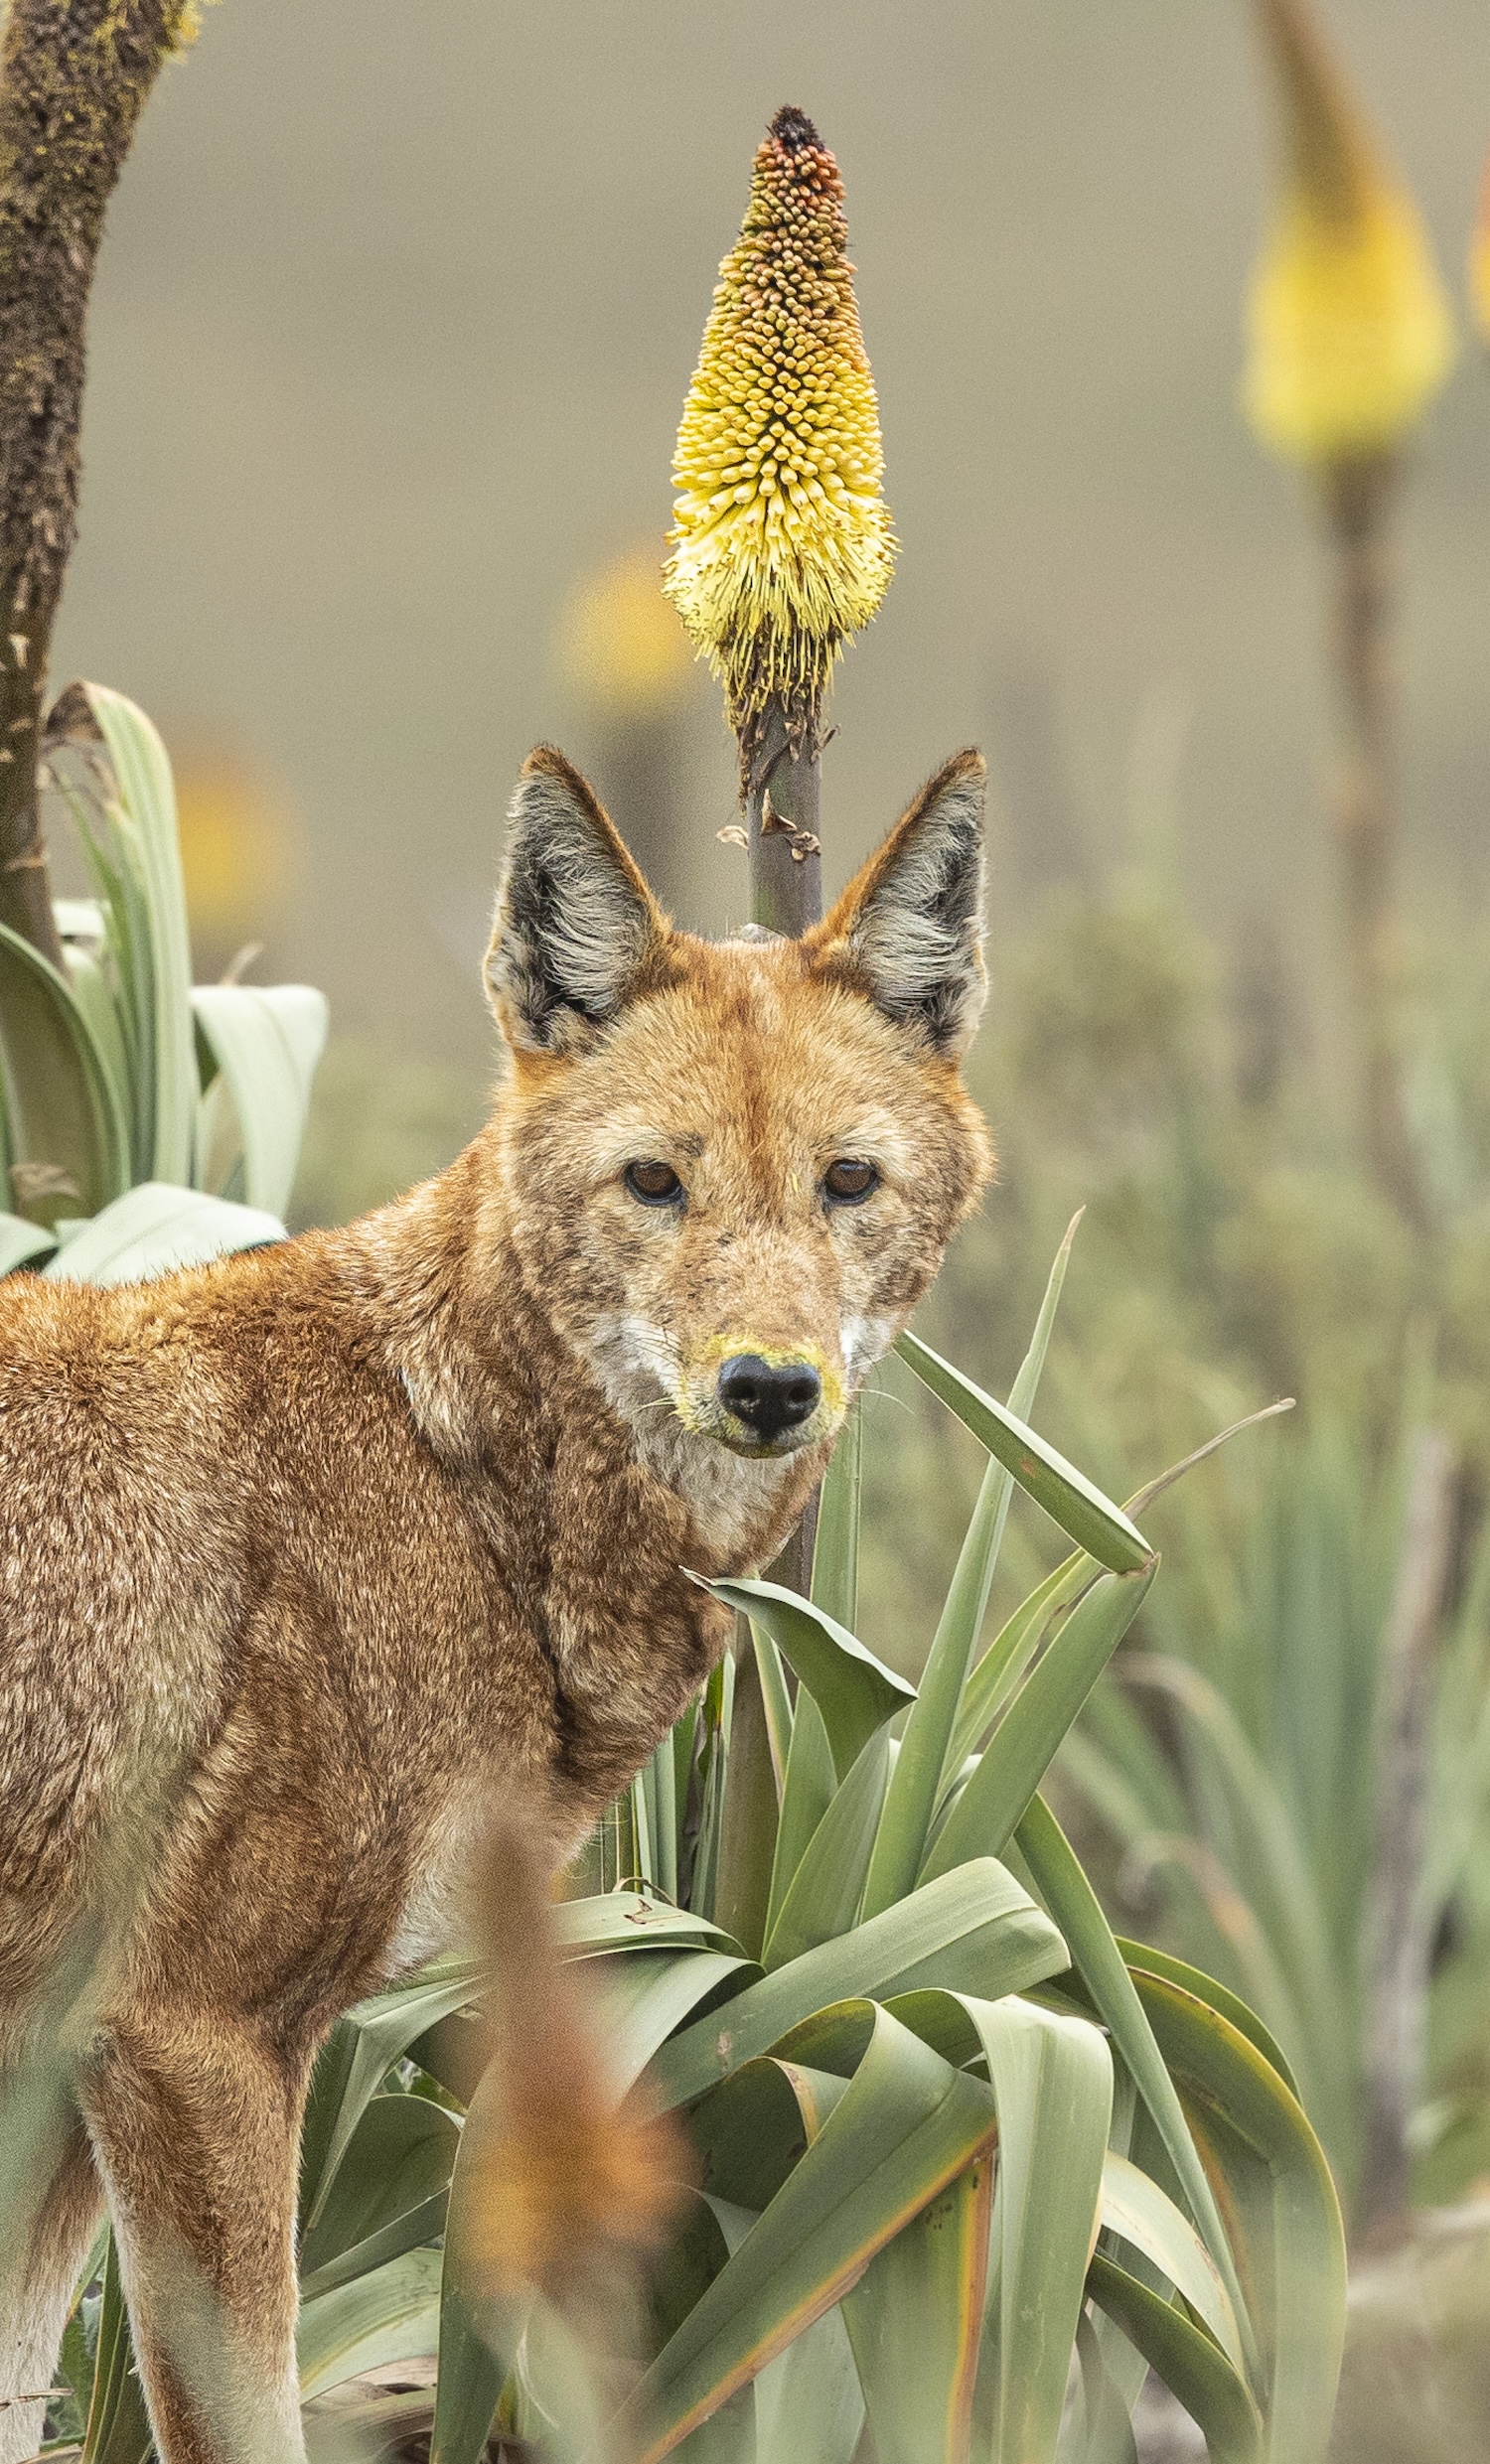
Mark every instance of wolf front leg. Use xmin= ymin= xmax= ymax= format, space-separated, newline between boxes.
xmin=80 ymin=2012 xmax=312 ymax=2464
xmin=0 ymin=2075 xmax=101 ymax=2464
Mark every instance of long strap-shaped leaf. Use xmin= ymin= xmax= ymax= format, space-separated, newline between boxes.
xmin=945 ymin=1403 xmax=1296 ymax=1789
xmin=0 ymin=918 xmax=128 ymax=1214
xmin=973 ymin=1994 xmax=1114 ymax=2464
xmin=79 ymin=2235 xmax=153 ymax=2464
xmin=41 ymin=1182 xmax=285 ymax=1285
xmin=1132 ymin=1970 xmax=1347 ymax=2464
xmin=1099 ymin=2150 xmax=1243 ymax=2372
xmin=299 ymin=1965 xmax=484 ymax=2234
xmin=0 ymin=1206 xmax=55 ymax=1271
xmin=698 ymin=1574 xmax=913 ymax=1786
xmin=627 ymin=2005 xmax=996 ymax=2461
xmin=1087 ymin=2252 xmax=1264 ymax=2464
xmin=1011 ymin=1795 xmax=1259 ymax=2381
xmin=838 ymin=2131 xmax=992 ymax=2464
xmin=192 ymin=983 xmax=329 ymax=1217
xmin=765 ymin=1686 xmax=837 ymax=1943
xmin=651 ymin=1859 xmax=1066 ymax=2109
xmin=863 ymin=1215 xmax=1080 ymax=1921
xmin=894 ymin=1330 xmax=1152 ymax=1573
xmin=922 ymin=1563 xmax=1156 ymax=1884
xmin=87 ymin=686 xmax=197 ymax=1189
xmin=763 ymin=1729 xmax=891 ymax=1971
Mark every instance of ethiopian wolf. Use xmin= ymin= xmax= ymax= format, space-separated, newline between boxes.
xmin=0 ymin=744 xmax=993 ymax=2464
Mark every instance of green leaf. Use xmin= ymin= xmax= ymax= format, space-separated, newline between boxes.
xmin=650 ymin=1859 xmax=1066 ymax=2110
xmin=864 ymin=1215 xmax=1079 ymax=1921
xmin=80 ymin=2236 xmax=152 ymax=2464
xmin=811 ymin=1402 xmax=861 ymax=1634
xmin=41 ymin=1182 xmax=285 ymax=1285
xmin=765 ymin=1688 xmax=837 ymax=1946
xmin=86 ymin=685 xmax=197 ymax=1189
xmin=1012 ymin=1796 xmax=1257 ymax=2373
xmin=1132 ymin=1969 xmax=1346 ymax=2464
xmin=752 ymin=1627 xmax=794 ymax=1796
xmin=1073 ymin=2306 xmax=1141 ymax=2464
xmin=894 ymin=1330 xmax=1153 ymax=1573
xmin=297 ymin=2247 xmax=444 ymax=2400
xmin=191 ymin=984 xmax=329 ymax=1216
xmin=602 ymin=1950 xmax=762 ymax=2094
xmin=971 ymin=1994 xmax=1114 ymax=2464
xmin=946 ymin=1551 xmax=1091 ymax=1784
xmin=751 ymin=2303 xmax=863 ymax=2464
xmin=299 ymin=1966 xmax=483 ymax=2235
xmin=945 ymin=1405 xmax=1294 ymax=1788
xmin=627 ymin=2006 xmax=996 ymax=2461
xmin=762 ymin=1730 xmax=892 ymax=1970
xmin=0 ymin=919 xmax=128 ymax=1219
xmin=297 ymin=2092 xmax=459 ymax=2294
xmin=839 ymin=2138 xmax=992 ymax=2464
xmin=1087 ymin=2251 xmax=1265 ymax=2464
xmin=1100 ymin=2150 xmax=1243 ymax=2372
xmin=699 ymin=1575 xmax=914 ymax=1786
xmin=687 ymin=2058 xmax=850 ymax=2209
xmin=1113 ymin=1940 xmax=1298 ymax=2103
xmin=0 ymin=1208 xmax=56 ymax=1272
xmin=428 ymin=2062 xmax=524 ymax=2464
xmin=557 ymin=1892 xmax=737 ymax=1959
xmin=922 ymin=1562 xmax=1156 ymax=1882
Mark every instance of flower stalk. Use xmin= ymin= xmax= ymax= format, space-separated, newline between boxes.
xmin=1245 ymin=0 xmax=1453 ymax=1229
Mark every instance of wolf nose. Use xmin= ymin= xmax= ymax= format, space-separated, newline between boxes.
xmin=717 ymin=1354 xmax=822 ymax=1443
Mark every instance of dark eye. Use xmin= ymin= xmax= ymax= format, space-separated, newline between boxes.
xmin=625 ymin=1160 xmax=683 ymax=1206
xmin=823 ymin=1158 xmax=878 ymax=1205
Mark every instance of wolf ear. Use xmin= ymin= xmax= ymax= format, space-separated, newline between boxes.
xmin=486 ymin=748 xmax=668 ymax=1052
xmin=807 ymin=750 xmax=987 ymax=1055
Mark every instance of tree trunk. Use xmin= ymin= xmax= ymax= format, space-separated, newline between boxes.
xmin=0 ymin=0 xmax=195 ymax=965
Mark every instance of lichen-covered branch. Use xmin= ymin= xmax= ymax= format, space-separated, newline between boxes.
xmin=0 ymin=0 xmax=202 ymax=965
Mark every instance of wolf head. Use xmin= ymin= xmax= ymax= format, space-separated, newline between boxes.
xmin=484 ymin=747 xmax=993 ymax=1472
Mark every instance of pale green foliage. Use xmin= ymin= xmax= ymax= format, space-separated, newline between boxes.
xmin=0 ymin=683 xmax=326 ymax=1283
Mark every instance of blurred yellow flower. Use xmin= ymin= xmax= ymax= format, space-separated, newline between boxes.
xmin=173 ymin=752 xmax=296 ymax=942
xmin=1244 ymin=0 xmax=1454 ymax=465
xmin=557 ymin=546 xmax=695 ymax=721
xmin=664 ymin=105 xmax=895 ymax=738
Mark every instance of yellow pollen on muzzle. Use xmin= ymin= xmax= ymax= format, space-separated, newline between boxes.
xmin=679 ymin=1333 xmax=846 ymax=1431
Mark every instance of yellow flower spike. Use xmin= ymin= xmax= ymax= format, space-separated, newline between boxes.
xmin=664 ymin=105 xmax=895 ymax=757
xmin=1244 ymin=0 xmax=1454 ymax=467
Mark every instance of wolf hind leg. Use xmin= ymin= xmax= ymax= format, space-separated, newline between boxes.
xmin=0 ymin=2065 xmax=102 ymax=2464
xmin=80 ymin=2011 xmax=310 ymax=2464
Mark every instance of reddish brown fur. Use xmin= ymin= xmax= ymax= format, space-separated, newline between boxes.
xmin=0 ymin=746 xmax=992 ymax=2464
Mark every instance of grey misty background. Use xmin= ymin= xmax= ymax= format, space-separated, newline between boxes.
xmin=48 ymin=0 xmax=1490 ymax=1109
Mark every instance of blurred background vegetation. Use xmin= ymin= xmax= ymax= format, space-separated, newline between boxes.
xmin=40 ymin=0 xmax=1490 ymax=2392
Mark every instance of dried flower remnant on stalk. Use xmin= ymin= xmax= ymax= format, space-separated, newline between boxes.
xmin=665 ymin=106 xmax=895 ymax=766
xmin=1244 ymin=0 xmax=1453 ymax=466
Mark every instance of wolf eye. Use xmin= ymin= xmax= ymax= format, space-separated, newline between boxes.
xmin=625 ymin=1160 xmax=683 ymax=1206
xmin=823 ymin=1158 xmax=878 ymax=1205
